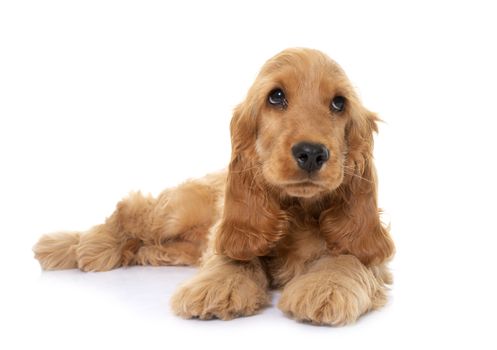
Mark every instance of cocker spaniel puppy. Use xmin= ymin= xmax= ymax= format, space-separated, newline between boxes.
xmin=34 ymin=48 xmax=395 ymax=326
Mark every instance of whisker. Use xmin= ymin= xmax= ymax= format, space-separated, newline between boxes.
xmin=343 ymin=170 xmax=373 ymax=183
xmin=342 ymin=164 xmax=357 ymax=170
xmin=248 ymin=166 xmax=263 ymax=194
xmin=230 ymin=165 xmax=261 ymax=174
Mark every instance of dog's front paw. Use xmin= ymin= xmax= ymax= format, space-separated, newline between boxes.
xmin=171 ymin=271 xmax=269 ymax=320
xmin=278 ymin=272 xmax=372 ymax=326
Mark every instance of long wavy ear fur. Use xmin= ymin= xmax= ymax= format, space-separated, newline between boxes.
xmin=215 ymin=103 xmax=289 ymax=261
xmin=319 ymin=111 xmax=395 ymax=266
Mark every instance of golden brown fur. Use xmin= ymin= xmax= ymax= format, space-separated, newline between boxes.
xmin=33 ymin=48 xmax=394 ymax=326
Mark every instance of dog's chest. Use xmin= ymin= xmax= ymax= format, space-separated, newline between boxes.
xmin=264 ymin=219 xmax=328 ymax=288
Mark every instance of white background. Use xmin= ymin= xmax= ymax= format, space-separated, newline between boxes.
xmin=1 ymin=1 xmax=496 ymax=349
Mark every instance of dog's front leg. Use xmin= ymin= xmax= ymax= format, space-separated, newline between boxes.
xmin=278 ymin=255 xmax=389 ymax=326
xmin=171 ymin=254 xmax=270 ymax=320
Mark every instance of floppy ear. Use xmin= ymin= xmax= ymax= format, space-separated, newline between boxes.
xmin=320 ymin=111 xmax=395 ymax=266
xmin=215 ymin=102 xmax=289 ymax=261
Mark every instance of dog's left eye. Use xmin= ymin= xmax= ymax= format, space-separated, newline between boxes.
xmin=330 ymin=96 xmax=346 ymax=112
xmin=268 ymin=89 xmax=287 ymax=107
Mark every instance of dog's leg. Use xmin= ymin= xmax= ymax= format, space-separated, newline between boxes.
xmin=171 ymin=255 xmax=270 ymax=320
xmin=33 ymin=193 xmax=160 ymax=272
xmin=33 ymin=172 xmax=226 ymax=271
xmin=32 ymin=231 xmax=82 ymax=270
xmin=131 ymin=240 xmax=204 ymax=267
xmin=278 ymin=255 xmax=390 ymax=326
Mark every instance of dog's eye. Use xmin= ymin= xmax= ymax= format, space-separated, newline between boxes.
xmin=268 ymin=89 xmax=287 ymax=107
xmin=331 ymin=96 xmax=346 ymax=112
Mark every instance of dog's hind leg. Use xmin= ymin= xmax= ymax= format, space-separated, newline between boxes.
xmin=33 ymin=171 xmax=226 ymax=272
xmin=131 ymin=240 xmax=204 ymax=267
xmin=32 ymin=231 xmax=82 ymax=270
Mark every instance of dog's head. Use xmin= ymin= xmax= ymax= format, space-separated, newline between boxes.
xmin=230 ymin=48 xmax=377 ymax=198
xmin=216 ymin=48 xmax=394 ymax=265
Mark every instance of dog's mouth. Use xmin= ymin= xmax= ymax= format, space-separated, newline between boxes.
xmin=282 ymin=181 xmax=327 ymax=198
xmin=263 ymin=161 xmax=344 ymax=198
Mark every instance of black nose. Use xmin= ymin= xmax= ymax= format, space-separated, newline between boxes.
xmin=291 ymin=142 xmax=329 ymax=173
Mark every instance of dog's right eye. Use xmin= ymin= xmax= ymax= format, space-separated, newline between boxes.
xmin=268 ymin=89 xmax=287 ymax=107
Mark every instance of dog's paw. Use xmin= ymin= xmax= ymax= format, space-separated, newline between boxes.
xmin=75 ymin=233 xmax=122 ymax=272
xmin=33 ymin=232 xmax=81 ymax=270
xmin=171 ymin=271 xmax=269 ymax=320
xmin=278 ymin=272 xmax=372 ymax=326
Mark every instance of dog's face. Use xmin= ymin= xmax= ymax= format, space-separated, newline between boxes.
xmin=219 ymin=48 xmax=392 ymax=263
xmin=244 ymin=49 xmax=367 ymax=199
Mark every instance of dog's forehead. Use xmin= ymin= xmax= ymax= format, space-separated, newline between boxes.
xmin=260 ymin=48 xmax=350 ymax=92
xmin=265 ymin=49 xmax=343 ymax=75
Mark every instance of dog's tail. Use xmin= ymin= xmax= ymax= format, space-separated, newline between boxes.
xmin=33 ymin=231 xmax=82 ymax=270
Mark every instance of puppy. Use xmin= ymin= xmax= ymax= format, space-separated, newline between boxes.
xmin=34 ymin=48 xmax=394 ymax=326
